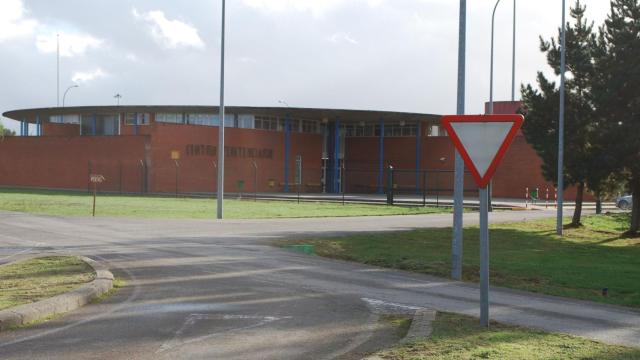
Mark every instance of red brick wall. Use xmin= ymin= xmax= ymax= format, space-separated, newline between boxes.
xmin=149 ymin=123 xmax=323 ymax=193
xmin=42 ymin=123 xmax=79 ymax=136
xmin=0 ymin=136 xmax=149 ymax=192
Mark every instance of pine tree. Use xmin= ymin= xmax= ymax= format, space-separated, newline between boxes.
xmin=521 ymin=0 xmax=603 ymax=226
xmin=593 ymin=0 xmax=640 ymax=234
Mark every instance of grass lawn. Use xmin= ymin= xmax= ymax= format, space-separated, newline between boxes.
xmin=281 ymin=213 xmax=640 ymax=308
xmin=375 ymin=312 xmax=640 ymax=359
xmin=0 ymin=256 xmax=96 ymax=311
xmin=0 ymin=188 xmax=450 ymax=219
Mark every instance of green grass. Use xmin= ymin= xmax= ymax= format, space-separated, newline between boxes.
xmin=0 ymin=256 xmax=96 ymax=310
xmin=281 ymin=213 xmax=640 ymax=308
xmin=375 ymin=312 xmax=640 ymax=359
xmin=0 ymin=188 xmax=450 ymax=219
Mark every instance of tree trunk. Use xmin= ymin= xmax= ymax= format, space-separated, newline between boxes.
xmin=630 ymin=179 xmax=640 ymax=235
xmin=571 ymin=182 xmax=585 ymax=227
xmin=595 ymin=192 xmax=602 ymax=215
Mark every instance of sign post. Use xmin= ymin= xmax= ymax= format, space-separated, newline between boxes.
xmin=442 ymin=114 xmax=523 ymax=327
xmin=89 ymin=174 xmax=105 ymax=217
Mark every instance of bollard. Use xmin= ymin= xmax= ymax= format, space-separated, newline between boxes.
xmin=525 ymin=187 xmax=529 ymax=208
xmin=546 ymin=187 xmax=549 ymax=209
xmin=386 ymin=165 xmax=394 ymax=205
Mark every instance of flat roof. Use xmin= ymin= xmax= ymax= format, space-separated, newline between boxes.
xmin=3 ymin=105 xmax=442 ymax=124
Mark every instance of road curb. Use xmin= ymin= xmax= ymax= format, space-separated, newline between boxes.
xmin=400 ymin=309 xmax=437 ymax=344
xmin=0 ymin=256 xmax=113 ymax=332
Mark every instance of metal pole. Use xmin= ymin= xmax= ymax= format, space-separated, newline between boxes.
xmin=452 ymin=0 xmax=466 ymax=281
xmin=489 ymin=0 xmax=501 ymax=116
xmin=57 ymin=34 xmax=60 ymax=107
xmin=217 ymin=0 xmax=226 ymax=219
xmin=488 ymin=0 xmax=501 ymax=214
xmin=511 ymin=0 xmax=517 ymax=101
xmin=479 ymin=186 xmax=490 ymax=327
xmin=556 ymin=0 xmax=566 ymax=235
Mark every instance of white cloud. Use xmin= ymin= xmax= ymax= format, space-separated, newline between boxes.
xmin=0 ymin=0 xmax=38 ymax=42
xmin=242 ymin=0 xmax=344 ymax=17
xmin=238 ymin=56 xmax=258 ymax=64
xmin=132 ymin=8 xmax=204 ymax=50
xmin=36 ymin=31 xmax=103 ymax=57
xmin=72 ymin=68 xmax=107 ymax=83
xmin=327 ymin=32 xmax=358 ymax=45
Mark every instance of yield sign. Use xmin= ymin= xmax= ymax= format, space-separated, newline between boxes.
xmin=441 ymin=114 xmax=524 ymax=188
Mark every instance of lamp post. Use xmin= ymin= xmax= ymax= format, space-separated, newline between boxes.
xmin=511 ymin=0 xmax=517 ymax=101
xmin=557 ymin=0 xmax=567 ymax=235
xmin=62 ymin=85 xmax=78 ymax=107
xmin=217 ymin=0 xmax=226 ymax=219
xmin=452 ymin=0 xmax=466 ymax=281
xmin=487 ymin=0 xmax=502 ymax=213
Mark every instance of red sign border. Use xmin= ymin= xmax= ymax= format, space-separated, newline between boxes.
xmin=441 ymin=114 xmax=524 ymax=189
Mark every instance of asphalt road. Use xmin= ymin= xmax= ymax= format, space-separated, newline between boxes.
xmin=0 ymin=209 xmax=638 ymax=359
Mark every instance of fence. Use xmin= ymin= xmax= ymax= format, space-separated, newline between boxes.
xmin=21 ymin=159 xmax=478 ymax=200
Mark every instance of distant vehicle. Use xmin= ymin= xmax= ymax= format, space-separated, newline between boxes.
xmin=616 ymin=195 xmax=632 ymax=210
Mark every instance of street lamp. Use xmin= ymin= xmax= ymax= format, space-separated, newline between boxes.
xmin=488 ymin=0 xmax=501 ymax=116
xmin=62 ymin=85 xmax=79 ymax=107
xmin=217 ymin=0 xmax=226 ymax=219
xmin=557 ymin=0 xmax=567 ymax=235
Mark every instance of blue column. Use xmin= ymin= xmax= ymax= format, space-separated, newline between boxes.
xmin=378 ymin=119 xmax=385 ymax=194
xmin=36 ymin=115 xmax=41 ymax=136
xmin=416 ymin=121 xmax=422 ymax=194
xmin=134 ymin=113 xmax=139 ymax=135
xmin=284 ymin=115 xmax=291 ymax=193
xmin=333 ymin=118 xmax=341 ymax=193
xmin=92 ymin=114 xmax=97 ymax=136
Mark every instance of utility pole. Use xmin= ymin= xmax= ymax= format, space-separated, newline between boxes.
xmin=217 ymin=0 xmax=226 ymax=219
xmin=557 ymin=0 xmax=567 ymax=235
xmin=452 ymin=0 xmax=466 ymax=281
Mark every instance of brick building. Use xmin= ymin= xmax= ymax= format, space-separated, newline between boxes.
xmin=0 ymin=102 xmax=574 ymax=199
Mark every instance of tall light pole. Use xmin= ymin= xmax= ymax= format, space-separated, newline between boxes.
xmin=114 ymin=94 xmax=122 ymax=106
xmin=62 ymin=85 xmax=78 ymax=107
xmin=488 ymin=0 xmax=501 ymax=116
xmin=217 ymin=0 xmax=226 ymax=219
xmin=487 ymin=0 xmax=502 ymax=214
xmin=557 ymin=0 xmax=567 ymax=235
xmin=511 ymin=0 xmax=517 ymax=101
xmin=57 ymin=34 xmax=60 ymax=107
xmin=452 ymin=0 xmax=466 ymax=281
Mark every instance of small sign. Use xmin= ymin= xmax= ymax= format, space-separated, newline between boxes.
xmin=171 ymin=150 xmax=180 ymax=160
xmin=441 ymin=114 xmax=523 ymax=188
xmin=90 ymin=174 xmax=105 ymax=183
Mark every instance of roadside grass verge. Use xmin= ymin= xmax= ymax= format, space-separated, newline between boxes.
xmin=0 ymin=188 xmax=450 ymax=219
xmin=375 ymin=312 xmax=640 ymax=359
xmin=281 ymin=213 xmax=640 ymax=308
xmin=0 ymin=256 xmax=96 ymax=311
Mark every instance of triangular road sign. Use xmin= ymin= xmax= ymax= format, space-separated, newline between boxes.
xmin=441 ymin=114 xmax=524 ymax=188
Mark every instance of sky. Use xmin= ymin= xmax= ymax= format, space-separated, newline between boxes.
xmin=0 ymin=0 xmax=612 ymax=133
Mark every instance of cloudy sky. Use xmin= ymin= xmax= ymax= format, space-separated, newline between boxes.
xmin=0 ymin=0 xmax=611 ymax=133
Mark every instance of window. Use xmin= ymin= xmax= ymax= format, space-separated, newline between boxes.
xmin=238 ymin=114 xmax=255 ymax=129
xmin=255 ymin=115 xmax=278 ymax=131
xmin=187 ymin=113 xmax=218 ymax=126
xmin=156 ymin=113 xmax=185 ymax=124
xmin=125 ymin=113 xmax=150 ymax=125
xmin=301 ymin=119 xmax=319 ymax=133
xmin=428 ymin=125 xmax=446 ymax=137
xmin=80 ymin=114 xmax=119 ymax=136
xmin=49 ymin=115 xmax=80 ymax=124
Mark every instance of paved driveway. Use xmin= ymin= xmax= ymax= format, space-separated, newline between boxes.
xmin=0 ymin=210 xmax=638 ymax=359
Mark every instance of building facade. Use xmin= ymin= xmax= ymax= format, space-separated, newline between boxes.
xmin=0 ymin=103 xmax=576 ymax=200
